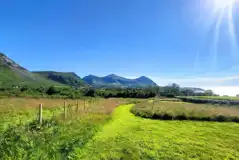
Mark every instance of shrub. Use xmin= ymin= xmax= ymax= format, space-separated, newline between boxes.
xmin=165 ymin=93 xmax=175 ymax=98
xmin=84 ymin=89 xmax=95 ymax=97
xmin=20 ymin=85 xmax=28 ymax=92
xmin=46 ymin=86 xmax=61 ymax=95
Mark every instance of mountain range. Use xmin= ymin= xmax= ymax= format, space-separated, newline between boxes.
xmin=83 ymin=74 xmax=157 ymax=88
xmin=33 ymin=71 xmax=85 ymax=88
xmin=0 ymin=53 xmax=158 ymax=88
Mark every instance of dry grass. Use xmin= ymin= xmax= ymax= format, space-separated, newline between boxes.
xmin=155 ymin=97 xmax=181 ymax=102
xmin=131 ymin=101 xmax=239 ymax=122
xmin=155 ymin=101 xmax=239 ymax=117
xmin=0 ymin=97 xmax=140 ymax=124
xmin=0 ymin=97 xmax=128 ymax=159
xmin=192 ymin=96 xmax=239 ymax=101
xmin=0 ymin=97 xmax=124 ymax=114
xmin=0 ymin=97 xmax=125 ymax=130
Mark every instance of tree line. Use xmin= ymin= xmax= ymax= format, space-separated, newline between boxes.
xmin=0 ymin=83 xmax=218 ymax=99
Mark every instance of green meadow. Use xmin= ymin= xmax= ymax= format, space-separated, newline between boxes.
xmin=0 ymin=98 xmax=239 ymax=159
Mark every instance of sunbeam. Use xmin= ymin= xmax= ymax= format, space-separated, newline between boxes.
xmin=212 ymin=8 xmax=224 ymax=69
xmin=196 ymin=0 xmax=238 ymax=69
xmin=213 ymin=0 xmax=235 ymax=12
xmin=227 ymin=3 xmax=238 ymax=56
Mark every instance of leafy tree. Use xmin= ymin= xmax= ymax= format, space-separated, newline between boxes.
xmin=171 ymin=83 xmax=180 ymax=89
xmin=36 ymin=86 xmax=45 ymax=93
xmin=20 ymin=85 xmax=28 ymax=92
xmin=204 ymin=90 xmax=214 ymax=96
xmin=46 ymin=86 xmax=61 ymax=95
xmin=84 ymin=88 xmax=95 ymax=97
xmin=181 ymin=89 xmax=194 ymax=96
xmin=160 ymin=83 xmax=180 ymax=97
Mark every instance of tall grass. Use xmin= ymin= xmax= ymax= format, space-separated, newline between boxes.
xmin=131 ymin=101 xmax=239 ymax=122
xmin=0 ymin=98 xmax=121 ymax=159
xmin=178 ymin=96 xmax=239 ymax=105
xmin=191 ymin=96 xmax=239 ymax=101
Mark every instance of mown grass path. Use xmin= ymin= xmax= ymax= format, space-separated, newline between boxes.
xmin=75 ymin=104 xmax=239 ymax=160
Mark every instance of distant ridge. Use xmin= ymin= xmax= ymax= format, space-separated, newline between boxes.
xmin=83 ymin=74 xmax=158 ymax=88
xmin=0 ymin=52 xmax=156 ymax=88
xmin=33 ymin=71 xmax=85 ymax=87
xmin=0 ymin=53 xmax=59 ymax=87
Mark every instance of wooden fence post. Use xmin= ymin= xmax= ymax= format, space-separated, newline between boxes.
xmin=39 ymin=104 xmax=43 ymax=125
xmin=151 ymin=100 xmax=154 ymax=114
xmin=64 ymin=101 xmax=67 ymax=120
xmin=77 ymin=100 xmax=79 ymax=112
xmin=84 ymin=99 xmax=86 ymax=111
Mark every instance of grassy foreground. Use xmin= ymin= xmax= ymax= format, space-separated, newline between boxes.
xmin=1 ymin=99 xmax=239 ymax=159
xmin=76 ymin=104 xmax=239 ymax=159
xmin=0 ymin=98 xmax=120 ymax=159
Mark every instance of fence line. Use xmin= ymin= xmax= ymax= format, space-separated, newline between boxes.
xmin=36 ymin=99 xmax=97 ymax=123
xmin=38 ymin=104 xmax=42 ymax=124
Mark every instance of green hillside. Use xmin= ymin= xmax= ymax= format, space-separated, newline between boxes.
xmin=0 ymin=53 xmax=59 ymax=87
xmin=83 ymin=74 xmax=158 ymax=88
xmin=33 ymin=71 xmax=85 ymax=87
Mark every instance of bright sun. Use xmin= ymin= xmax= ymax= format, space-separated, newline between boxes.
xmin=213 ymin=0 xmax=236 ymax=11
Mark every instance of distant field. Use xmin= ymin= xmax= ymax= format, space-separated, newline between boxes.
xmin=187 ymin=96 xmax=239 ymax=101
xmin=131 ymin=101 xmax=239 ymax=122
xmin=154 ymin=97 xmax=181 ymax=102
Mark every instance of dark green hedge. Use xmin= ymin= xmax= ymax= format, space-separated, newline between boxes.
xmin=131 ymin=108 xmax=239 ymax=123
xmin=178 ymin=97 xmax=239 ymax=105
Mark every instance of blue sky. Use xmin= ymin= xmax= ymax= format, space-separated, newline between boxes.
xmin=1 ymin=0 xmax=239 ymax=95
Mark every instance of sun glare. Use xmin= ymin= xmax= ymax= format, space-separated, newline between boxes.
xmin=211 ymin=0 xmax=238 ymax=57
xmin=195 ymin=0 xmax=239 ymax=70
xmin=213 ymin=0 xmax=235 ymax=11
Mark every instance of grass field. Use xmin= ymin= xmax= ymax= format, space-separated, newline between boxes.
xmin=131 ymin=101 xmax=239 ymax=122
xmin=1 ymin=98 xmax=239 ymax=159
xmin=187 ymin=96 xmax=239 ymax=101
xmin=0 ymin=98 xmax=121 ymax=159
xmin=76 ymin=104 xmax=239 ymax=159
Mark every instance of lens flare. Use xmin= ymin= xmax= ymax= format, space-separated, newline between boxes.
xmin=212 ymin=0 xmax=238 ymax=61
xmin=195 ymin=0 xmax=238 ymax=70
xmin=213 ymin=0 xmax=235 ymax=11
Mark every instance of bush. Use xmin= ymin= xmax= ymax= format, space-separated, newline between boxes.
xmin=165 ymin=93 xmax=175 ymax=98
xmin=46 ymin=86 xmax=61 ymax=95
xmin=84 ymin=89 xmax=95 ymax=97
xmin=20 ymin=85 xmax=28 ymax=92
